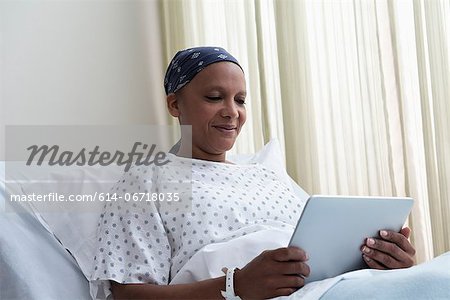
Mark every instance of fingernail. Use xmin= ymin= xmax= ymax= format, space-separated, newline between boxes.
xmin=363 ymin=255 xmax=371 ymax=262
xmin=380 ymin=230 xmax=388 ymax=237
xmin=305 ymin=252 xmax=309 ymax=260
xmin=367 ymin=238 xmax=375 ymax=246
xmin=362 ymin=246 xmax=371 ymax=254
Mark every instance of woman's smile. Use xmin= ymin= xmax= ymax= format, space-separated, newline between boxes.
xmin=212 ymin=124 xmax=238 ymax=136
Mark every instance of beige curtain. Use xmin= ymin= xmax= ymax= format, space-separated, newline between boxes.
xmin=412 ymin=0 xmax=450 ymax=258
xmin=159 ymin=0 xmax=449 ymax=262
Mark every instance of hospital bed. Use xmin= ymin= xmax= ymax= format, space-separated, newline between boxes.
xmin=1 ymin=152 xmax=449 ymax=299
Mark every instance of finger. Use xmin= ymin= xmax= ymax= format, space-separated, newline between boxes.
xmin=366 ymin=237 xmax=408 ymax=262
xmin=362 ymin=245 xmax=402 ymax=268
xmin=378 ymin=230 xmax=415 ymax=255
xmin=272 ymin=275 xmax=305 ymax=288
xmin=400 ymin=227 xmax=411 ymax=239
xmin=363 ymin=254 xmax=387 ymax=270
xmin=271 ymin=247 xmax=308 ymax=262
xmin=276 ymin=261 xmax=310 ymax=277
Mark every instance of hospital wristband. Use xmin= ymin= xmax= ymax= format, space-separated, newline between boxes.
xmin=220 ymin=268 xmax=242 ymax=300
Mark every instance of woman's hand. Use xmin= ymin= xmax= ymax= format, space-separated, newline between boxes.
xmin=233 ymin=247 xmax=310 ymax=299
xmin=361 ymin=227 xmax=416 ymax=269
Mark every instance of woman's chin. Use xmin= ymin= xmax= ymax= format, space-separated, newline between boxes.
xmin=191 ymin=138 xmax=237 ymax=157
xmin=219 ymin=141 xmax=236 ymax=151
xmin=207 ymin=141 xmax=236 ymax=155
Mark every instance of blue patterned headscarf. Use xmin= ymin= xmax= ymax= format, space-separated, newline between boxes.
xmin=164 ymin=46 xmax=243 ymax=95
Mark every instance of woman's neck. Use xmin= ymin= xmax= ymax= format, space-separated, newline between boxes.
xmin=176 ymin=143 xmax=230 ymax=164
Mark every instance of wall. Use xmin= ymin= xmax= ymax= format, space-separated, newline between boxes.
xmin=0 ymin=0 xmax=167 ymax=159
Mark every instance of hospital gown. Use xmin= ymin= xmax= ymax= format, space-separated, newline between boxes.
xmin=90 ymin=153 xmax=306 ymax=295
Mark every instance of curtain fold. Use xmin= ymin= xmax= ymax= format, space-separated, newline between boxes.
xmin=412 ymin=0 xmax=450 ymax=256
xmin=159 ymin=0 xmax=450 ymax=261
xmin=386 ymin=0 xmax=434 ymax=262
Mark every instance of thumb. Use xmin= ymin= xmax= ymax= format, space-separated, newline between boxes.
xmin=400 ymin=227 xmax=411 ymax=239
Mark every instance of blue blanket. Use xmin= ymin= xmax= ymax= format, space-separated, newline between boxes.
xmin=0 ymin=174 xmax=91 ymax=300
xmin=321 ymin=251 xmax=450 ymax=299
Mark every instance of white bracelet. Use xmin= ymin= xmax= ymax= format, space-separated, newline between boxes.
xmin=220 ymin=268 xmax=242 ymax=300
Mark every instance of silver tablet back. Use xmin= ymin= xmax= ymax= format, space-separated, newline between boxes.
xmin=288 ymin=195 xmax=413 ymax=283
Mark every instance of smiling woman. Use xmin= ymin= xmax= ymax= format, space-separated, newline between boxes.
xmin=164 ymin=47 xmax=247 ymax=163
xmin=90 ymin=47 xmax=419 ymax=300
xmin=166 ymin=61 xmax=247 ymax=162
xmin=90 ymin=47 xmax=311 ymax=299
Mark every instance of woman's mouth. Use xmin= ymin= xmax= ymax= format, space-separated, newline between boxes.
xmin=213 ymin=125 xmax=237 ymax=135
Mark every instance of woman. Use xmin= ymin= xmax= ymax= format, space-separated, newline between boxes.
xmin=91 ymin=47 xmax=415 ymax=299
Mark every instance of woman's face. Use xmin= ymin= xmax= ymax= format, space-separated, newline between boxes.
xmin=168 ymin=62 xmax=247 ymax=160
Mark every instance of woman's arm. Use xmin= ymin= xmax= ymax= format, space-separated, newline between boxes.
xmin=111 ymin=277 xmax=226 ymax=300
xmin=111 ymin=247 xmax=310 ymax=300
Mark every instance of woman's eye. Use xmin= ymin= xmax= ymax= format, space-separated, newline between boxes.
xmin=236 ymin=99 xmax=246 ymax=105
xmin=205 ymin=96 xmax=222 ymax=101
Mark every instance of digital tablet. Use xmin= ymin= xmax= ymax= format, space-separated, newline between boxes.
xmin=288 ymin=195 xmax=414 ymax=283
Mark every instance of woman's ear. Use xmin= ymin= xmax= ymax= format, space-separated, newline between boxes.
xmin=166 ymin=93 xmax=180 ymax=117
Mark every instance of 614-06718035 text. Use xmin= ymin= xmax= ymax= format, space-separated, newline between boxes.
xmin=9 ymin=192 xmax=180 ymax=203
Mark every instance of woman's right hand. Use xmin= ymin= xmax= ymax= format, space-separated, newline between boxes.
xmin=233 ymin=247 xmax=310 ymax=299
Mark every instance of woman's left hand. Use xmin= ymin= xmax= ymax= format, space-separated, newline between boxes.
xmin=361 ymin=227 xmax=416 ymax=269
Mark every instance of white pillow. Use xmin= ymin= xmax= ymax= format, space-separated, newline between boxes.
xmin=16 ymin=164 xmax=124 ymax=278
xmin=18 ymin=139 xmax=309 ymax=281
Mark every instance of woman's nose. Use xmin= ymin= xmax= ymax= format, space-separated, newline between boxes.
xmin=221 ymin=99 xmax=239 ymax=119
